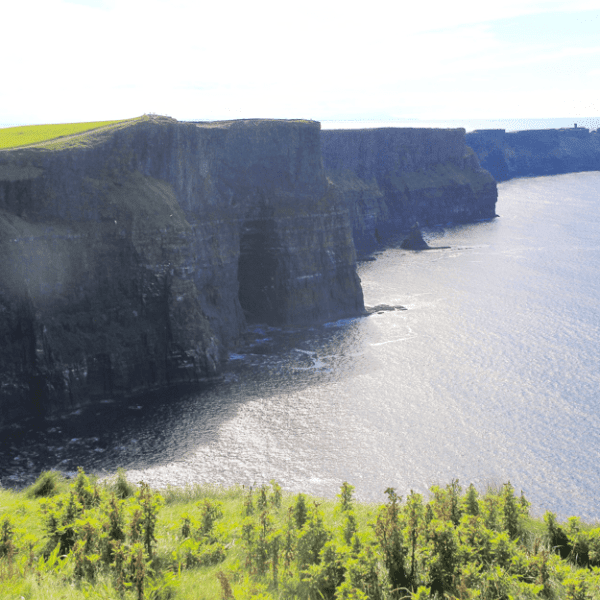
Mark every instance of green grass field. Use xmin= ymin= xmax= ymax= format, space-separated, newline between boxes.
xmin=0 ymin=118 xmax=141 ymax=150
xmin=1 ymin=470 xmax=599 ymax=600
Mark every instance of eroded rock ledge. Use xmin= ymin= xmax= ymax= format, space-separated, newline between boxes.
xmin=0 ymin=117 xmax=364 ymax=422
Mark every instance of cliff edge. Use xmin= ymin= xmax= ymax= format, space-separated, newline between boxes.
xmin=321 ymin=128 xmax=498 ymax=254
xmin=0 ymin=116 xmax=364 ymax=423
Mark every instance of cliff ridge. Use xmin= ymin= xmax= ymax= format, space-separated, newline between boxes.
xmin=0 ymin=116 xmax=364 ymax=423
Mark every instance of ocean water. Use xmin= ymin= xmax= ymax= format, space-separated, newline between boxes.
xmin=321 ymin=116 xmax=600 ymax=132
xmin=2 ymin=172 xmax=599 ymax=521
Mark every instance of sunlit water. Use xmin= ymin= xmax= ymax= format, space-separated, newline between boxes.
xmin=2 ymin=172 xmax=600 ymax=521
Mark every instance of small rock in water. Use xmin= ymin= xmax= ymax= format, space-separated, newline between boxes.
xmin=400 ymin=223 xmax=430 ymax=250
xmin=365 ymin=304 xmax=407 ymax=315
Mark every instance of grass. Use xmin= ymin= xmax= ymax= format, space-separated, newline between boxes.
xmin=1 ymin=471 xmax=600 ymax=600
xmin=0 ymin=117 xmax=144 ymax=150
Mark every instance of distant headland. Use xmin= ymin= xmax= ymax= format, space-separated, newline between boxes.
xmin=466 ymin=124 xmax=600 ymax=182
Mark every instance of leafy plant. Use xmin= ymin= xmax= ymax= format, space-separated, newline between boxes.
xmin=110 ymin=468 xmax=136 ymax=499
xmin=198 ymin=498 xmax=223 ymax=537
xmin=338 ymin=482 xmax=355 ymax=514
xmin=405 ymin=489 xmax=424 ymax=587
xmin=0 ymin=517 xmax=15 ymax=559
xmin=294 ymin=493 xmax=309 ymax=530
xmin=3 ymin=470 xmax=600 ymax=600
xmin=136 ymin=482 xmax=163 ymax=559
xmin=26 ymin=470 xmax=63 ymax=498
xmin=545 ymin=511 xmax=571 ymax=559
xmin=427 ymin=519 xmax=458 ymax=596
xmin=375 ymin=488 xmax=409 ymax=596
xmin=270 ymin=480 xmax=283 ymax=509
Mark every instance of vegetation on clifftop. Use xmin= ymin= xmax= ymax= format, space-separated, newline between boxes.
xmin=1 ymin=470 xmax=599 ymax=599
xmin=0 ymin=117 xmax=144 ymax=150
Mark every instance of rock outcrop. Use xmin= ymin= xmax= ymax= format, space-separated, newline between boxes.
xmin=465 ymin=127 xmax=600 ymax=182
xmin=0 ymin=116 xmax=364 ymax=424
xmin=400 ymin=224 xmax=430 ymax=250
xmin=321 ymin=128 xmax=498 ymax=255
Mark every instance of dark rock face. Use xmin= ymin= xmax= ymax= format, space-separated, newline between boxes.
xmin=321 ymin=128 xmax=498 ymax=255
xmin=465 ymin=127 xmax=600 ymax=182
xmin=0 ymin=117 xmax=364 ymax=423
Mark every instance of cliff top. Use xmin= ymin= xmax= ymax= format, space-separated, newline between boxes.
xmin=322 ymin=126 xmax=466 ymax=134
xmin=0 ymin=115 xmax=321 ymax=156
xmin=0 ymin=116 xmax=146 ymax=151
xmin=188 ymin=118 xmax=320 ymax=129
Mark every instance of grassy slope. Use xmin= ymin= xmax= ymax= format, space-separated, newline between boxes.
xmin=0 ymin=117 xmax=144 ymax=150
xmin=1 ymin=471 xmax=599 ymax=600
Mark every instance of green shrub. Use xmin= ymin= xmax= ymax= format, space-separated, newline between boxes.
xmin=198 ymin=498 xmax=223 ymax=536
xmin=297 ymin=506 xmax=330 ymax=570
xmin=270 ymin=480 xmax=283 ymax=509
xmin=338 ymin=482 xmax=355 ymax=513
xmin=108 ymin=468 xmax=136 ymax=499
xmin=427 ymin=519 xmax=458 ymax=596
xmin=294 ymin=493 xmax=309 ymax=530
xmin=26 ymin=470 xmax=63 ymax=498
xmin=545 ymin=511 xmax=571 ymax=559
xmin=464 ymin=484 xmax=481 ymax=516
xmin=375 ymin=488 xmax=409 ymax=596
xmin=136 ymin=482 xmax=162 ymax=559
xmin=2 ymin=474 xmax=599 ymax=600
xmin=0 ymin=516 xmax=15 ymax=560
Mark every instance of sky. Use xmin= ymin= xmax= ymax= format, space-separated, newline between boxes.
xmin=2 ymin=0 xmax=600 ymax=127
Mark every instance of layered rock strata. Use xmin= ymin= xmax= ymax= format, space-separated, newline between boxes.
xmin=321 ymin=128 xmax=498 ymax=255
xmin=0 ymin=117 xmax=364 ymax=423
xmin=465 ymin=127 xmax=600 ymax=182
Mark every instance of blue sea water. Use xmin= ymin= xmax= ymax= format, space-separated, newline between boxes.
xmin=2 ymin=172 xmax=600 ymax=521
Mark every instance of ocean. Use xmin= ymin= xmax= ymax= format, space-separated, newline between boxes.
xmin=2 ymin=172 xmax=599 ymax=521
xmin=321 ymin=117 xmax=600 ymax=132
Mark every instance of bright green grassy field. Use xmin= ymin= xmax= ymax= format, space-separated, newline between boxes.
xmin=0 ymin=118 xmax=139 ymax=150
xmin=1 ymin=469 xmax=600 ymax=600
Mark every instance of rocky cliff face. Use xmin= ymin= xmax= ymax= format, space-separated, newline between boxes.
xmin=321 ymin=128 xmax=498 ymax=255
xmin=465 ymin=127 xmax=600 ymax=182
xmin=0 ymin=116 xmax=364 ymax=424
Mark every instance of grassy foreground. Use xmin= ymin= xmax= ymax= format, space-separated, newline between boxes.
xmin=0 ymin=118 xmax=140 ymax=149
xmin=0 ymin=470 xmax=599 ymax=600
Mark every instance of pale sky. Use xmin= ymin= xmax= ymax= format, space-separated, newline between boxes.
xmin=2 ymin=0 xmax=600 ymax=126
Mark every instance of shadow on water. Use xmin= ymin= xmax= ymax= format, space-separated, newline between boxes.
xmin=0 ymin=316 xmax=366 ymax=489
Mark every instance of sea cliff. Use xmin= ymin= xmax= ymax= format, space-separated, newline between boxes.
xmin=321 ymin=128 xmax=498 ymax=254
xmin=465 ymin=126 xmax=600 ymax=182
xmin=0 ymin=117 xmax=498 ymax=425
xmin=0 ymin=116 xmax=364 ymax=423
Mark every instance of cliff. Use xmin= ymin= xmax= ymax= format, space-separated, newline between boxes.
xmin=0 ymin=116 xmax=364 ymax=424
xmin=465 ymin=127 xmax=600 ymax=182
xmin=321 ymin=128 xmax=498 ymax=254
